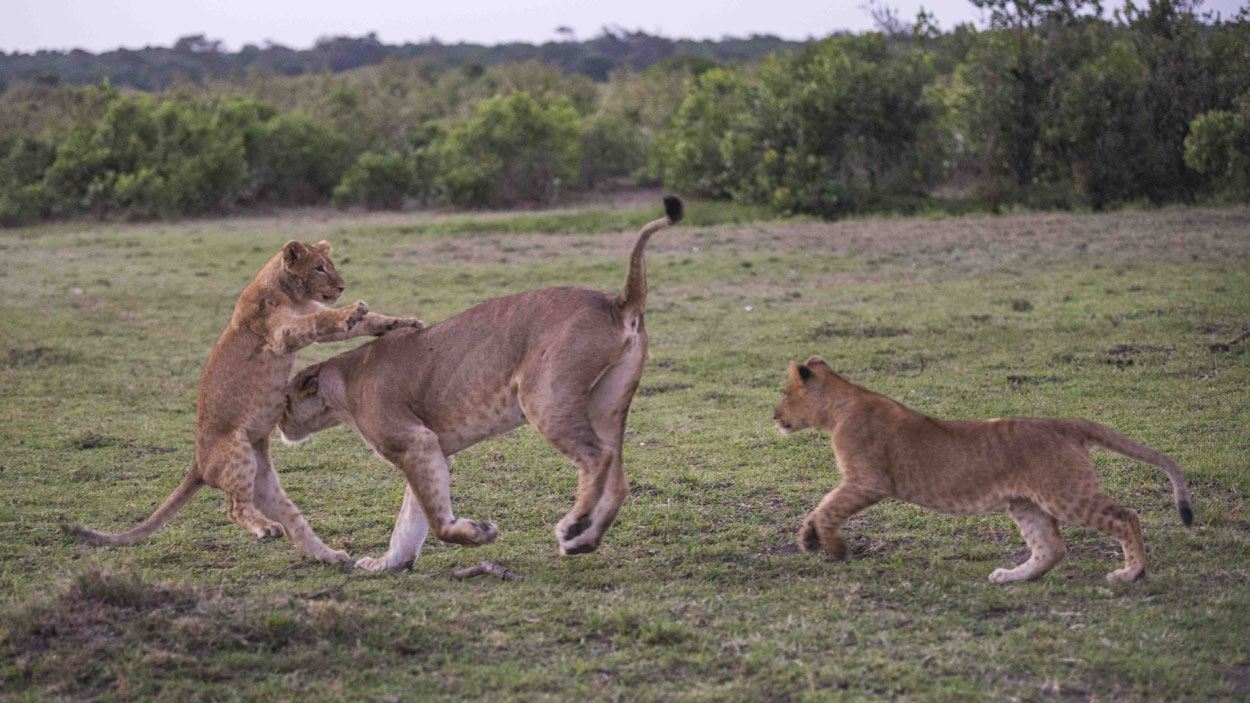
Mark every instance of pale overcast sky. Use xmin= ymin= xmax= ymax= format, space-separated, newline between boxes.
xmin=2 ymin=0 xmax=1245 ymax=54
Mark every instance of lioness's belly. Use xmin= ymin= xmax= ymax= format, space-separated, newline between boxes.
xmin=431 ymin=392 xmax=527 ymax=456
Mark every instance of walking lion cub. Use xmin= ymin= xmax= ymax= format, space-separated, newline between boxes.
xmin=774 ymin=357 xmax=1193 ymax=583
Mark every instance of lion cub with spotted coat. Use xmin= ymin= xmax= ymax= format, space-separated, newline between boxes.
xmin=68 ymin=240 xmax=421 ymax=563
xmin=774 ymin=357 xmax=1194 ymax=583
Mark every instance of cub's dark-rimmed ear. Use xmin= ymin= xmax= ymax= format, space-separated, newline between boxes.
xmin=310 ymin=239 xmax=332 ymax=255
xmin=788 ymin=360 xmax=812 ymax=384
xmin=283 ymin=240 xmax=308 ymax=267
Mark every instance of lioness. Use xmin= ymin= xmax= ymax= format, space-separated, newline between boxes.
xmin=774 ymin=357 xmax=1193 ymax=583
xmin=68 ymin=240 xmax=422 ymax=563
xmin=279 ymin=196 xmax=683 ymax=571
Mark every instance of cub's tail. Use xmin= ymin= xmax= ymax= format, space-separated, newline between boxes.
xmin=63 ymin=469 xmax=203 ymax=545
xmin=617 ymin=195 xmax=683 ymax=318
xmin=1065 ymin=419 xmax=1193 ymax=525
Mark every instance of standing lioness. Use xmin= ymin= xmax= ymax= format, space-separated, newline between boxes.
xmin=774 ymin=357 xmax=1194 ymax=583
xmin=280 ymin=197 xmax=683 ymax=570
xmin=68 ymin=240 xmax=421 ymax=563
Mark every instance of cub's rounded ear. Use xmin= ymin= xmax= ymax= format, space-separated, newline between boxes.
xmin=283 ymin=240 xmax=308 ymax=267
xmin=294 ymin=368 xmax=319 ymax=397
xmin=788 ymin=360 xmax=812 ymax=383
xmin=804 ymin=356 xmax=830 ymax=371
xmin=310 ymin=240 xmax=332 ymax=255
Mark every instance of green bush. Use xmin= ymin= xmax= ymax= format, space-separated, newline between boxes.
xmin=41 ymin=95 xmax=250 ymax=218
xmin=578 ymin=112 xmax=644 ymax=187
xmin=332 ymin=150 xmax=411 ymax=210
xmin=656 ymin=35 xmax=938 ymax=217
xmin=247 ymin=112 xmax=353 ymax=203
xmin=433 ymin=92 xmax=581 ymax=207
xmin=0 ymin=135 xmax=58 ymax=225
xmin=1184 ymin=98 xmax=1250 ymax=200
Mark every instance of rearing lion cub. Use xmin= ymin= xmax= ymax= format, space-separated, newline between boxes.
xmin=68 ymin=240 xmax=422 ymax=563
xmin=774 ymin=357 xmax=1193 ymax=583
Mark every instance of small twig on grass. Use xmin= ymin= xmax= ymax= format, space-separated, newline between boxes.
xmin=451 ymin=561 xmax=520 ymax=581
xmin=1210 ymin=329 xmax=1250 ymax=352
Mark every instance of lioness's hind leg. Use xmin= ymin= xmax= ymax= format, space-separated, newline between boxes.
xmin=990 ymin=498 xmax=1067 ymax=583
xmin=252 ymin=441 xmax=350 ymax=564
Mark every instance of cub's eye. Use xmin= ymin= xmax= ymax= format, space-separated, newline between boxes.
xmin=316 ymin=265 xmax=327 ymax=273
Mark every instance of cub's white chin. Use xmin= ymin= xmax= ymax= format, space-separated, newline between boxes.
xmin=776 ymin=423 xmax=794 ymax=435
xmin=278 ymin=429 xmax=308 ymax=445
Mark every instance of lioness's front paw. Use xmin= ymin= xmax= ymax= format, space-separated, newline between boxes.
xmin=344 ymin=300 xmax=369 ymax=330
xmin=355 ymin=556 xmax=388 ymax=573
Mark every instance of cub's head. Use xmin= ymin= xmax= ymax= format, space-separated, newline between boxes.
xmin=774 ymin=356 xmax=837 ymax=434
xmin=280 ymin=240 xmax=345 ymax=304
xmin=280 ymin=363 xmax=341 ymax=443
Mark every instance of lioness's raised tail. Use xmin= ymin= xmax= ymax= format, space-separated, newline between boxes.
xmin=617 ymin=195 xmax=683 ymax=318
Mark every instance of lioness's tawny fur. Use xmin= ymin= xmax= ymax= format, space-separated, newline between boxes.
xmin=279 ymin=197 xmax=683 ymax=571
xmin=67 ymin=240 xmax=422 ymax=563
xmin=774 ymin=357 xmax=1193 ymax=583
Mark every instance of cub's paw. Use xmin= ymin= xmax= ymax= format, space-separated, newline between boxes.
xmin=1106 ymin=567 xmax=1145 ymax=584
xmin=344 ymin=300 xmax=369 ymax=330
xmin=318 ymin=548 xmax=351 ymax=565
xmin=989 ymin=567 xmax=1024 ymax=584
xmin=797 ymin=521 xmax=822 ymax=553
xmin=251 ymin=519 xmax=285 ymax=540
xmin=376 ymin=316 xmax=425 ymax=336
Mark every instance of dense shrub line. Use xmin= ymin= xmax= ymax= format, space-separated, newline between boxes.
xmin=1 ymin=1 xmax=1247 ymax=226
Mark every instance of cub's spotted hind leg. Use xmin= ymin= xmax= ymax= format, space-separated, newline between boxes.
xmin=204 ymin=433 xmax=284 ymax=540
xmin=990 ymin=499 xmax=1067 ymax=583
xmin=1041 ymin=489 xmax=1147 ymax=583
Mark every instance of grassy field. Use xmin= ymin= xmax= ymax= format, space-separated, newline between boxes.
xmin=1 ymin=201 xmax=1248 ymax=701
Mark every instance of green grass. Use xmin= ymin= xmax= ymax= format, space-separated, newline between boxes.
xmin=1 ymin=204 xmax=1248 ymax=701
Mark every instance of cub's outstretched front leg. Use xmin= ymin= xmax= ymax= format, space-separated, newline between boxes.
xmin=798 ymin=482 xmax=884 ymax=559
xmin=274 ymin=301 xmax=370 ymax=353
xmin=341 ymin=312 xmax=424 ymax=338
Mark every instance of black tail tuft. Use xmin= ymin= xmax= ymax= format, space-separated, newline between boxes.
xmin=663 ymin=195 xmax=684 ymax=224
xmin=1179 ymin=503 xmax=1194 ymax=527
